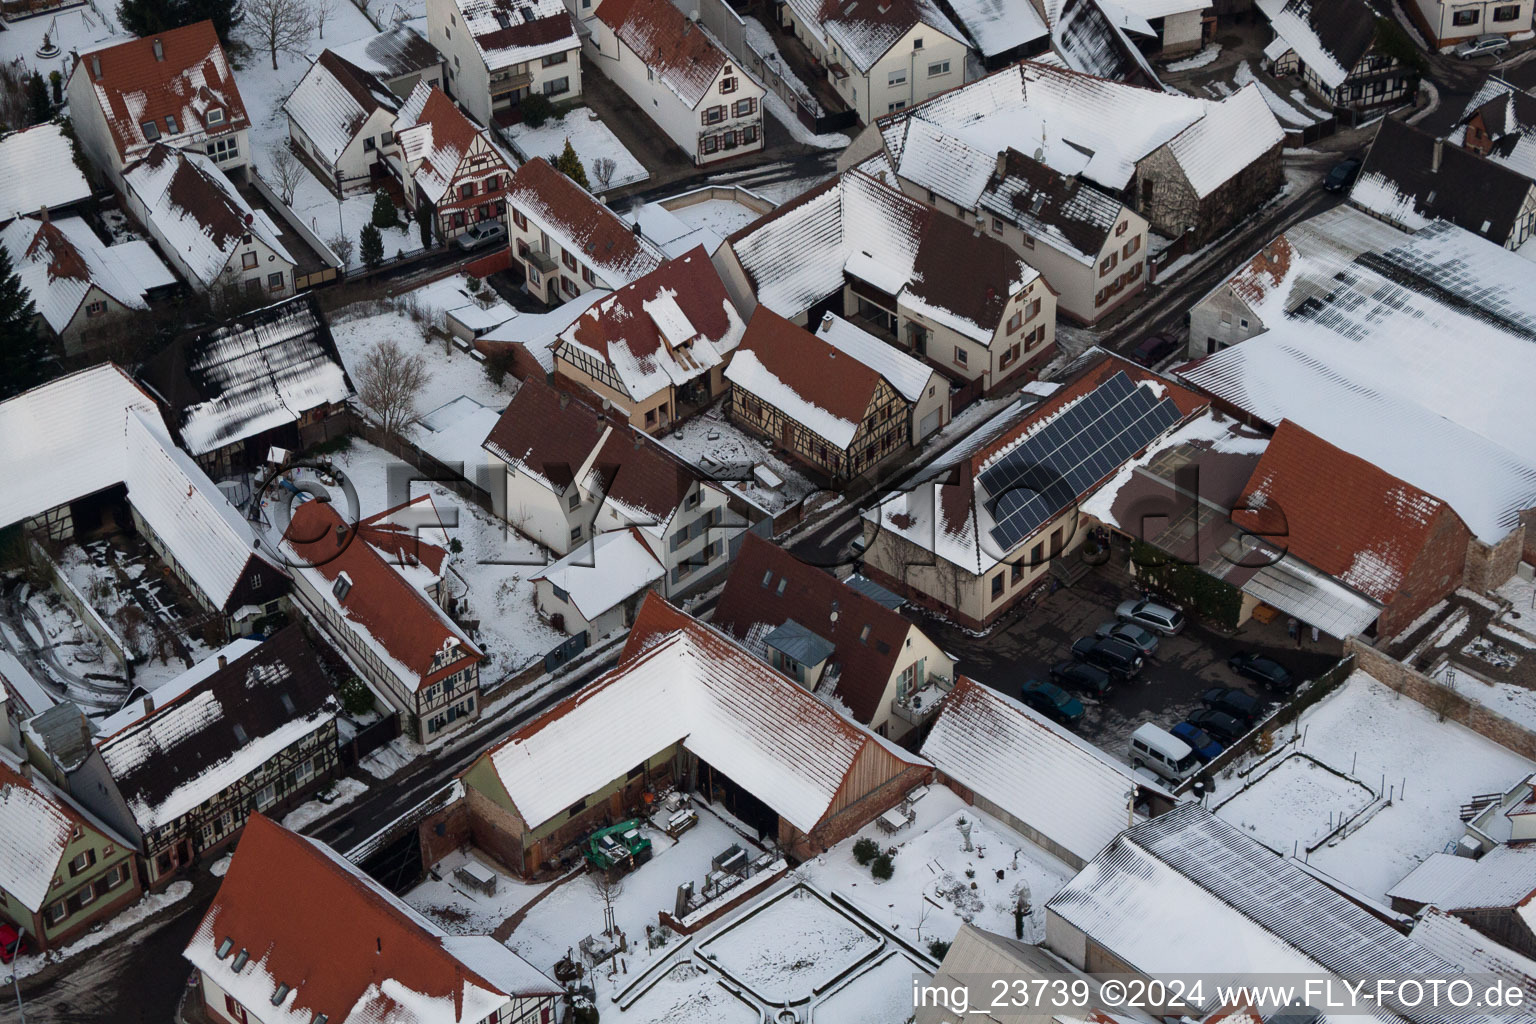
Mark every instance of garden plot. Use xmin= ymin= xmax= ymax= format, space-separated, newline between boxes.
xmin=816 ymin=950 xmax=932 ymax=1023
xmin=286 ymin=173 xmax=416 ymax=270
xmin=620 ymin=961 xmax=759 ymax=1024
xmin=506 ymin=110 xmax=649 ymax=192
xmin=1214 ymin=754 xmax=1374 ymax=855
xmin=697 ymin=886 xmax=880 ymax=1002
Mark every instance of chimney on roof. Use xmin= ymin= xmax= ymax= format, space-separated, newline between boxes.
xmin=90 ymin=55 xmax=101 ymax=79
xmin=559 ymin=391 xmax=570 ymax=409
xmin=152 ymin=38 xmax=164 ymax=61
xmin=18 ymin=761 xmax=32 ymax=782
xmin=39 ymin=205 xmax=48 ymax=224
xmin=217 ymin=654 xmax=227 ymax=670
xmin=335 ymin=523 xmax=347 ymax=548
xmin=142 ymin=694 xmax=155 ymax=716
xmin=1432 ymin=137 xmax=1443 ymax=173
xmin=821 ymin=311 xmax=834 ymax=330
xmin=995 ymin=151 xmax=1007 ymax=178
xmin=632 ymin=221 xmax=642 ymax=237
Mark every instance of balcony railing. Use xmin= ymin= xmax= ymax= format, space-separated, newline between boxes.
xmin=490 ymin=70 xmax=533 ymax=96
xmin=890 ymin=674 xmax=954 ymax=727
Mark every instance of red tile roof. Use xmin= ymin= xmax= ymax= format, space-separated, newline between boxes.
xmin=597 ymin=0 xmax=728 ymax=108
xmin=282 ymin=500 xmax=480 ymax=689
xmin=76 ymin=21 xmax=248 ymax=163
xmin=1231 ymin=419 xmax=1463 ymax=604
xmin=358 ymin=495 xmax=449 ymax=577
xmin=507 ymin=158 xmax=664 ymax=282
xmin=711 ymin=533 xmax=918 ymax=724
xmin=731 ymin=306 xmax=884 ymax=432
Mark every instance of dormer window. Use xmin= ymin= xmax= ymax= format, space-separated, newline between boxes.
xmin=272 ymin=984 xmax=290 ymax=1005
xmin=206 ymin=108 xmax=225 ymax=125
xmin=333 ymin=573 xmax=352 ymax=600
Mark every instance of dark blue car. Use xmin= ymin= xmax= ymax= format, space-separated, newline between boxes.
xmin=1170 ymin=721 xmax=1224 ymax=762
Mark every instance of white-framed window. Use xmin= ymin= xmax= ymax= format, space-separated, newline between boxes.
xmin=927 ymin=60 xmax=950 ymax=76
xmin=206 ymin=107 xmax=224 ymax=125
xmin=888 ymin=68 xmax=907 ymax=86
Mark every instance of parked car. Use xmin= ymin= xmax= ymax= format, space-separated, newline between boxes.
xmin=1200 ymin=686 xmax=1263 ymax=725
xmin=1050 ymin=659 xmax=1112 ymax=695
xmin=1132 ymin=331 xmax=1181 ymax=367
xmin=1184 ymin=708 xmax=1247 ymax=744
xmin=453 ymin=219 xmax=508 ymax=251
xmin=0 ymin=921 xmax=22 ymax=964
xmin=1071 ymin=635 xmax=1144 ymax=681
xmin=1323 ymin=157 xmax=1361 ymax=193
xmin=1021 ymin=679 xmax=1086 ymax=726
xmin=1095 ymin=620 xmax=1160 ymax=657
xmin=1228 ymin=652 xmax=1294 ymax=692
xmin=1130 ymin=723 xmax=1200 ymax=782
xmin=1116 ymin=598 xmax=1185 ymax=636
xmin=1170 ymin=721 xmax=1224 ymax=762
xmin=1455 ymin=34 xmax=1509 ymax=59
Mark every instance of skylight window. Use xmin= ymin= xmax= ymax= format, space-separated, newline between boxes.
xmin=232 ymin=949 xmax=249 ymax=972
xmin=216 ymin=937 xmax=233 ymax=958
xmin=141 ymin=121 xmax=161 ymax=142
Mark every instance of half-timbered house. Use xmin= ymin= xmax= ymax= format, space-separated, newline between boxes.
xmin=391 ymin=84 xmax=518 ymax=243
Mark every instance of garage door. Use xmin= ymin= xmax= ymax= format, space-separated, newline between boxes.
xmin=919 ymin=409 xmax=941 ymax=439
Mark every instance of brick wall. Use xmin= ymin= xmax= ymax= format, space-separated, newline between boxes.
xmin=465 ymin=784 xmax=530 ymax=876
xmin=1378 ymin=508 xmax=1473 ymax=639
xmin=418 ymin=798 xmax=474 ymax=867
xmin=463 ymin=248 xmax=512 ymax=278
xmin=657 ymin=863 xmax=789 ymax=935
xmin=1464 ymin=524 xmax=1527 ymax=594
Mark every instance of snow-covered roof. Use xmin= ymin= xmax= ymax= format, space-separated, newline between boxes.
xmin=453 ymin=0 xmax=579 ymax=71
xmin=508 ymin=157 xmax=666 ymax=287
xmin=532 ymin=528 xmax=663 ymax=620
xmin=1256 ymin=0 xmax=1374 ymax=91
xmin=480 ymin=596 xmax=929 ymax=832
xmin=393 ymin=84 xmax=507 ymax=208
xmin=0 ymin=755 xmax=127 ymax=912
xmin=0 ymin=124 xmax=93 ymax=222
xmin=598 ymin=0 xmax=735 ymax=108
xmin=284 ymin=51 xmax=401 ymax=166
xmin=943 ymin=0 xmax=1048 ymax=59
xmin=0 ymin=215 xmax=174 ymax=334
xmin=328 ymin=25 xmax=443 ymax=82
xmin=481 ymin=289 xmax=609 ymax=373
xmin=0 ymin=365 xmax=282 ymax=610
xmin=978 ymin=146 xmax=1128 ymax=265
xmin=814 ymin=312 xmax=938 ymax=403
xmin=1451 ymin=77 xmax=1536 ymax=184
xmin=1409 ymin=843 xmax=1536 ymax=912
xmin=140 ymin=295 xmax=352 ymax=456
xmin=95 ymin=637 xmax=262 ymax=741
xmin=1387 ymin=853 xmax=1484 ymax=908
xmin=811 ymin=0 xmax=966 ymax=73
xmin=727 ymin=170 xmax=1035 ymax=344
xmin=1165 ymin=84 xmax=1284 ymax=199
xmin=187 ymin=813 xmax=559 ymax=1024
xmin=555 ymin=247 xmax=743 ymax=401
xmin=1179 ymin=218 xmax=1536 ymax=544
xmin=123 ymin=145 xmax=294 ymax=288
xmin=0 ymin=646 xmax=55 ymax=718
xmin=1410 ymin=908 xmax=1536 ymax=992
xmin=1045 ymin=0 xmax=1161 ymax=85
xmin=923 ymin=676 xmax=1154 ymax=864
xmin=1116 ymin=0 xmax=1209 ymax=16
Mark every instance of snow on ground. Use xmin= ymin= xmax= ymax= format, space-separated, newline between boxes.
xmin=742 ymin=17 xmax=850 ymax=151
xmin=0 ymin=5 xmax=128 ymax=82
xmin=797 ymin=786 xmax=1074 ymax=943
xmin=1233 ymin=61 xmax=1317 ymax=127
xmin=621 ymin=961 xmax=760 ymax=1024
xmin=281 ymin=775 xmax=370 ymax=830
xmin=360 ymin=734 xmax=420 ymax=779
xmin=698 ymin=886 xmax=879 ymax=1002
xmin=9 ymin=881 xmax=193 ymax=978
xmin=1499 ymin=572 xmax=1536 ymax=617
xmin=1164 ymin=44 xmax=1221 ymax=72
xmin=746 ymin=171 xmax=838 ymax=206
xmin=1222 ymin=671 xmax=1535 ymax=899
xmin=816 ymin=949 xmax=932 ymax=1022
xmin=506 ymin=109 xmax=649 ymax=192
xmin=658 ymin=404 xmax=818 ymax=516
xmin=286 ymin=172 xmax=417 ymax=269
xmin=211 ymin=854 xmax=233 ymax=877
xmin=1213 ymin=753 xmax=1374 ymax=855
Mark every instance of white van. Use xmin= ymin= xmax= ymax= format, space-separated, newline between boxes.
xmin=1129 ymin=723 xmax=1200 ymax=782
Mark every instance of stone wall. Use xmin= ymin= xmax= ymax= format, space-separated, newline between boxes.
xmin=1464 ymin=524 xmax=1527 ymax=594
xmin=1136 ymin=141 xmax=1284 ymax=247
xmin=418 ymin=797 xmax=474 ymax=868
xmin=465 ymin=783 xmax=531 ymax=876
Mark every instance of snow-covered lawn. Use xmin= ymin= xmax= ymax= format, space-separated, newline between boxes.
xmin=658 ymin=404 xmax=818 ymax=516
xmin=697 ymin=886 xmax=880 ymax=1002
xmin=817 ymin=950 xmax=933 ymax=1023
xmin=1223 ymin=671 xmax=1535 ymax=900
xmin=506 ymin=109 xmax=649 ymax=192
xmin=620 ymin=961 xmax=760 ymax=1024
xmin=1433 ymin=660 xmax=1536 ymax=735
xmin=281 ymin=775 xmax=371 ymax=830
xmin=1213 ymin=753 xmax=1374 ymax=855
xmin=285 ymin=172 xmax=417 ymax=270
xmin=8 ymin=881 xmax=193 ymax=979
xmin=797 ymin=785 xmax=1074 ymax=944
xmin=0 ymin=5 xmax=127 ymax=81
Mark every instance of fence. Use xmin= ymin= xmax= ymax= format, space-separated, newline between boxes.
xmin=345 ymin=409 xmax=498 ymax=512
xmin=248 ymin=172 xmax=345 ymax=290
xmin=341 ymin=712 xmax=402 ymax=767
xmin=543 ymin=630 xmax=588 ymax=673
xmin=1283 ymin=117 xmax=1337 ymax=148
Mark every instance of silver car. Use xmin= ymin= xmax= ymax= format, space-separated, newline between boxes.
xmin=1095 ymin=620 xmax=1160 ymax=657
xmin=1116 ymin=598 xmax=1185 ymax=636
xmin=1455 ymin=34 xmax=1509 ymax=59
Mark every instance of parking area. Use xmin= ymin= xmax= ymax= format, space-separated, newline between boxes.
xmin=911 ymin=558 xmax=1343 ymax=768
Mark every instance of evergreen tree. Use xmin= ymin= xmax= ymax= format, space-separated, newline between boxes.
xmin=370 ymin=189 xmax=397 ymax=229
xmin=119 ymin=0 xmax=238 ymax=43
xmin=359 ymin=223 xmax=384 ymax=270
xmin=0 ymin=244 xmax=45 ymax=400
xmin=555 ymin=138 xmax=589 ymax=191
xmin=26 ymin=73 xmax=48 ymax=126
xmin=418 ymin=200 xmax=434 ymax=249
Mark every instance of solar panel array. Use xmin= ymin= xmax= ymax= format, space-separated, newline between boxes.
xmin=979 ymin=371 xmax=1182 ymax=549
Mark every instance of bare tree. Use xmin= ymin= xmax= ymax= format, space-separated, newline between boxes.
xmin=591 ymin=870 xmax=624 ymax=940
xmin=591 ymin=156 xmax=617 ymax=191
xmin=357 ymin=338 xmax=428 ymax=435
xmin=327 ymin=233 xmax=355 ymax=266
xmin=311 ymin=0 xmax=338 ymax=37
xmin=245 ymin=0 xmax=315 ymax=70
xmin=267 ymin=144 xmax=305 ymax=204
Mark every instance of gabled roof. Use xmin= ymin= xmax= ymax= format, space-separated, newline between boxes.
xmin=185 ymin=813 xmax=558 ymax=1024
xmin=479 ymin=594 xmax=929 ymax=832
xmin=73 ymin=20 xmax=249 ymax=164
xmin=1046 ymin=0 xmax=1161 ymax=85
xmin=1232 ymin=420 xmax=1462 ymax=606
xmin=726 ymin=306 xmax=885 ymax=450
xmin=597 ymin=0 xmax=733 ymax=108
xmin=96 ymin=625 xmax=338 ymax=834
xmin=453 ymin=0 xmax=579 ymax=71
xmin=284 ymin=50 xmax=401 ymax=166
xmin=0 ymin=364 xmax=283 ymax=610
xmin=980 ymin=146 xmax=1126 ymax=265
xmin=508 ymin=158 xmax=666 ymax=286
xmin=1453 ymin=77 xmax=1536 ymax=183
xmin=0 ymin=214 xmax=174 ymax=333
xmin=139 ymin=294 xmax=353 ymax=456
xmin=281 ymin=501 xmax=482 ymax=690
xmin=923 ymin=676 xmax=1152 ymax=863
xmin=711 ymin=532 xmax=921 ymax=723
xmin=122 ymin=144 xmax=294 ymax=287
xmin=943 ymin=0 xmax=1048 ymax=60
xmin=329 ymin=25 xmax=443 ymax=82
xmin=531 ymin=527 xmax=664 ymax=620
xmin=0 ymin=123 xmax=93 ymax=222
xmin=1352 ymin=116 xmax=1535 ymax=243
xmin=813 ymin=312 xmax=939 ymax=403
xmin=1257 ymin=0 xmax=1378 ymax=91
xmin=787 ymin=0 xmax=965 ymax=72
xmin=394 ymin=85 xmax=503 ymax=208
xmin=1420 ymin=843 xmax=1536 ymax=913
xmin=0 ymin=756 xmax=129 ymax=912
xmin=555 ymin=246 xmax=744 ymax=401
xmin=1410 ymin=908 xmax=1536 ymax=992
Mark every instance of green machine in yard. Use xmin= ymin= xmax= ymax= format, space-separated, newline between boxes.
xmin=582 ymin=820 xmax=653 ymax=872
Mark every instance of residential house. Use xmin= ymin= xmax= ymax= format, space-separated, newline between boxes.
xmin=72 ymin=627 xmax=340 ymax=887
xmin=482 ymin=379 xmax=745 ymax=593
xmin=1351 ymin=116 xmax=1536 ymax=251
xmin=1260 ymin=0 xmax=1417 ymax=114
xmin=778 ymin=0 xmax=970 ymax=123
xmin=184 ymin=813 xmax=562 ymax=1024
xmin=1403 ymin=0 xmax=1532 ymax=48
xmin=478 ymin=287 xmax=610 ymax=380
xmin=530 ymin=525 xmax=664 ymax=637
xmin=1177 ymin=217 xmax=1536 ymax=585
xmin=284 ymin=51 xmax=407 ymax=194
xmin=941 ymin=0 xmax=1051 ymax=70
xmin=855 ymin=61 xmax=1284 ymax=258
xmin=137 ymin=294 xmax=353 ymax=476
xmin=67 ymin=22 xmax=251 ymax=190
xmin=122 ymin=145 xmax=297 ymax=302
xmin=0 ymin=648 xmax=54 ymax=749
xmin=392 ymin=84 xmax=520 ymax=244
xmin=0 ymin=754 xmax=142 ymax=953
xmin=725 ymin=306 xmax=916 ymax=482
xmin=861 ymin=354 xmax=1207 ymax=629
xmin=815 ymin=311 xmax=949 ymax=442
xmin=281 ymin=499 xmax=485 ymax=744
xmin=460 ymin=593 xmax=932 ymax=873
xmin=0 ymin=365 xmax=288 ymax=636
xmin=0 ymin=214 xmax=176 ymax=355
xmin=506 ymin=156 xmax=666 ymax=305
xmin=717 ymin=169 xmax=1058 ymax=393
xmin=589 ymin=0 xmax=765 ymax=164
xmin=329 ymin=23 xmax=446 ymax=100
xmin=0 ymin=123 xmax=93 ymax=223
xmin=923 ymin=676 xmax=1170 ymax=868
xmin=1452 ymin=76 xmax=1536 ymax=180
xmin=425 ymin=0 xmax=581 ymax=126
xmin=552 ymin=246 xmax=744 ymax=432
xmin=712 ymin=532 xmax=956 ymax=739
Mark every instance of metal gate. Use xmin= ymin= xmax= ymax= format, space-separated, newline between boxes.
xmin=544 ymin=630 xmax=588 ymax=673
